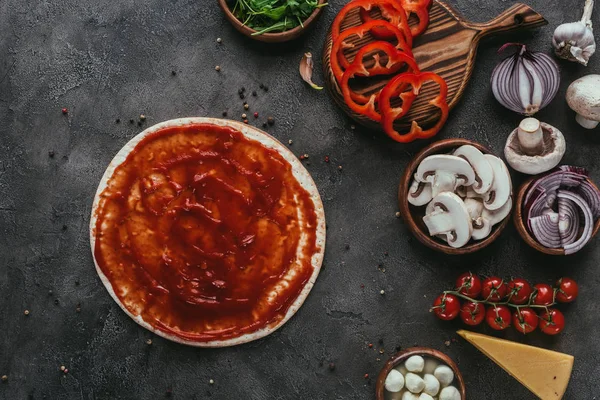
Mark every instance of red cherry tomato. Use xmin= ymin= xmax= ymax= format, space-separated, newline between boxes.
xmin=455 ymin=272 xmax=482 ymax=298
xmin=485 ymin=305 xmax=511 ymax=330
xmin=512 ymin=307 xmax=539 ymax=334
xmin=532 ymin=283 xmax=554 ymax=306
xmin=459 ymin=301 xmax=485 ymax=326
xmin=432 ymin=294 xmax=460 ymax=321
xmin=481 ymin=277 xmax=507 ymax=302
xmin=539 ymin=309 xmax=565 ymax=335
xmin=507 ymin=278 xmax=533 ymax=305
xmin=555 ymin=277 xmax=579 ymax=303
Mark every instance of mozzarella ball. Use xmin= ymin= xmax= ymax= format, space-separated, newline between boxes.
xmin=439 ymin=386 xmax=461 ymax=400
xmin=402 ymin=392 xmax=419 ymax=400
xmin=405 ymin=372 xmax=425 ymax=394
xmin=423 ymin=374 xmax=440 ymax=396
xmin=434 ymin=365 xmax=455 ymax=387
xmin=385 ymin=369 xmax=405 ymax=393
xmin=405 ymin=355 xmax=425 ymax=373
xmin=423 ymin=358 xmax=439 ymax=375
xmin=418 ymin=394 xmax=434 ymax=400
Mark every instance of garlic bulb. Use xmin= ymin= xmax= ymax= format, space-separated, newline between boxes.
xmin=552 ymin=0 xmax=596 ymax=65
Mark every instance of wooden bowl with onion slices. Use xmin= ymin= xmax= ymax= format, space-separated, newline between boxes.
xmin=398 ymin=138 xmax=512 ymax=255
xmin=376 ymin=347 xmax=466 ymax=400
xmin=218 ymin=0 xmax=326 ymax=43
xmin=514 ymin=174 xmax=600 ymax=255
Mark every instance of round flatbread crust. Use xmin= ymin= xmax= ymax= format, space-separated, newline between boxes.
xmin=90 ymin=117 xmax=326 ymax=347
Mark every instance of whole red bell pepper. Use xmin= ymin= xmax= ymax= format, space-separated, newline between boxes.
xmin=379 ymin=71 xmax=449 ymax=142
xmin=340 ymin=42 xmax=420 ymax=122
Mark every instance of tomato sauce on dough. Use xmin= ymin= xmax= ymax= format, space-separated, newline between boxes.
xmin=93 ymin=123 xmax=320 ymax=342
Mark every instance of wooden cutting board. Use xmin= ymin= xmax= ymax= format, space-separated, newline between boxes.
xmin=323 ymin=1 xmax=547 ymax=132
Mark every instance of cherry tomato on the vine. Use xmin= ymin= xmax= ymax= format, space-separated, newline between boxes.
xmin=512 ymin=307 xmax=538 ymax=334
xmin=459 ymin=301 xmax=485 ymax=326
xmin=455 ymin=272 xmax=482 ymax=298
xmin=432 ymin=294 xmax=460 ymax=321
xmin=532 ymin=283 xmax=554 ymax=306
xmin=481 ymin=277 xmax=507 ymax=302
xmin=507 ymin=278 xmax=532 ymax=305
xmin=539 ymin=308 xmax=565 ymax=335
xmin=485 ymin=305 xmax=511 ymax=330
xmin=555 ymin=277 xmax=579 ymax=303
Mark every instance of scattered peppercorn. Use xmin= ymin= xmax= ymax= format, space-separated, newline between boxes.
xmin=396 ymin=346 xmax=402 ymax=352
xmin=368 ymin=343 xmax=373 ymax=348
xmin=338 ymin=165 xmax=343 ymax=170
xmin=379 ymin=349 xmax=385 ymax=354
xmin=328 ymin=363 xmax=335 ymax=371
xmin=364 ymin=373 xmax=369 ymax=379
xmin=222 ymin=110 xmax=227 ymax=117
xmin=263 ymin=85 xmax=269 ymax=92
xmin=129 ymin=119 xmax=134 ymax=124
xmin=166 ymin=389 xmax=173 ymax=397
xmin=137 ymin=121 xmax=142 ymax=126
xmin=239 ymin=93 xmax=245 ymax=99
xmin=361 ymin=284 xmax=365 ymax=289
xmin=209 ymin=379 xmax=214 ymax=385
xmin=48 ymin=290 xmax=53 ymax=296
xmin=254 ymin=112 xmax=258 ymax=118
xmin=299 ymin=155 xmax=306 ymax=160
xmin=262 ymin=122 xmax=268 ymax=128
xmin=252 ymin=91 xmax=257 ymax=97
xmin=75 ymin=280 xmax=80 ymax=286
xmin=241 ymin=87 xmax=245 ymax=92
xmin=384 ymin=251 xmax=388 ymax=256
xmin=146 ymin=339 xmax=153 ymax=345
xmin=380 ymin=290 xmax=385 ymax=295
xmin=267 ymin=116 xmax=275 ymax=125
xmin=345 ymin=244 xmax=350 ymax=250
xmin=54 ymin=299 xmax=59 ymax=305
xmin=324 ymin=156 xmax=330 ymax=163
xmin=238 ymin=89 xmax=244 ymax=95
xmin=395 ymin=212 xmax=401 ymax=218
xmin=243 ymin=119 xmax=249 ymax=124
xmin=259 ymin=83 xmax=264 ymax=89
xmin=139 ymin=114 xmax=146 ymax=121
xmin=241 ymin=113 xmax=247 ymax=119
xmin=115 ymin=118 xmax=120 ymax=124
xmin=63 ymin=369 xmax=69 ymax=374
xmin=215 ymin=65 xmax=221 ymax=71
xmin=244 ymin=104 xmax=249 ymax=110
xmin=61 ymin=108 xmax=68 ymax=115
xmin=60 ymin=366 xmax=65 ymax=372
xmin=303 ymin=154 xmax=309 ymax=159
xmin=288 ymin=139 xmax=293 ymax=145
xmin=48 ymin=151 xmax=55 ymax=158
xmin=350 ymin=124 xmax=356 ymax=130
xmin=24 ymin=310 xmax=30 ymax=316
xmin=1 ymin=375 xmax=7 ymax=382
xmin=216 ymin=38 xmax=222 ymax=44
xmin=171 ymin=70 xmax=176 ymax=76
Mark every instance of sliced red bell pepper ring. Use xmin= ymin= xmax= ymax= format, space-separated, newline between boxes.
xmin=379 ymin=71 xmax=449 ymax=143
xmin=331 ymin=19 xmax=413 ymax=86
xmin=341 ymin=42 xmax=420 ymax=122
xmin=331 ymin=0 xmax=412 ymax=48
xmin=359 ymin=0 xmax=432 ymax=39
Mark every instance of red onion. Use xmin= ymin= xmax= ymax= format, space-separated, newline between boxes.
xmin=524 ymin=166 xmax=600 ymax=254
xmin=491 ymin=44 xmax=560 ymax=116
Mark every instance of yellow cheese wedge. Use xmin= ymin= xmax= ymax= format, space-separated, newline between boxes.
xmin=457 ymin=330 xmax=574 ymax=400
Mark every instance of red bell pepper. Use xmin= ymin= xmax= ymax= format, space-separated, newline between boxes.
xmin=331 ymin=19 xmax=413 ymax=86
xmin=379 ymin=71 xmax=449 ymax=142
xmin=331 ymin=0 xmax=412 ymax=47
xmin=359 ymin=0 xmax=432 ymax=39
xmin=340 ymin=42 xmax=420 ymax=122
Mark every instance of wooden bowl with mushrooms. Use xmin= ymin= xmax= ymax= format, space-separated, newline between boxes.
xmin=376 ymin=347 xmax=466 ymax=400
xmin=218 ymin=0 xmax=326 ymax=43
xmin=398 ymin=139 xmax=513 ymax=255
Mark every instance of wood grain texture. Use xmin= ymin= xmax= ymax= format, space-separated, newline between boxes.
xmin=323 ymin=1 xmax=547 ymax=132
xmin=398 ymin=138 xmax=511 ymax=255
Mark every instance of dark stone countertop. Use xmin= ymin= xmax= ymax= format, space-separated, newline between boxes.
xmin=1 ymin=0 xmax=599 ymax=399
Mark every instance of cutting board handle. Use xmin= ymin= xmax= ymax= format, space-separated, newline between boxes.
xmin=467 ymin=3 xmax=547 ymax=39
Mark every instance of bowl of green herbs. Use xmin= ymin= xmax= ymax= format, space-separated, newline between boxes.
xmin=218 ymin=0 xmax=327 ymax=42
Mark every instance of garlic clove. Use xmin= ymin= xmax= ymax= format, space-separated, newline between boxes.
xmin=299 ymin=52 xmax=323 ymax=90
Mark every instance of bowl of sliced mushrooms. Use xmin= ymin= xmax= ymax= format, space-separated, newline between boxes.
xmin=398 ymin=139 xmax=513 ymax=255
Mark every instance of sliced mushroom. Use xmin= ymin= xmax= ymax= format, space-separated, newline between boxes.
xmin=483 ymin=155 xmax=511 ymax=211
xmin=504 ymin=118 xmax=566 ymax=175
xmin=472 ymin=196 xmax=513 ymax=240
xmin=464 ymin=198 xmax=484 ymax=221
xmin=423 ymin=192 xmax=472 ymax=248
xmin=453 ymin=145 xmax=494 ymax=194
xmin=408 ymin=178 xmax=433 ymax=206
xmin=415 ymin=155 xmax=476 ymax=197
xmin=566 ymin=74 xmax=600 ymax=129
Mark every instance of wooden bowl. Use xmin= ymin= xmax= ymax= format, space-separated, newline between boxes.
xmin=398 ymin=138 xmax=512 ymax=255
xmin=376 ymin=347 xmax=466 ymax=400
xmin=514 ymin=174 xmax=600 ymax=255
xmin=217 ymin=0 xmax=326 ymax=43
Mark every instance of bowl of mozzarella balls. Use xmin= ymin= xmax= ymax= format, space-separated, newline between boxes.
xmin=376 ymin=347 xmax=466 ymax=400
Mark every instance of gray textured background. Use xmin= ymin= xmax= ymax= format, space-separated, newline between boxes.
xmin=1 ymin=0 xmax=599 ymax=399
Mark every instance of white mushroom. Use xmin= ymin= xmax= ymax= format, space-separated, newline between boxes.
xmin=482 ymin=155 xmax=511 ymax=211
xmin=423 ymin=359 xmax=439 ymax=375
xmin=423 ymin=192 xmax=472 ymax=248
xmin=464 ymin=198 xmax=484 ymax=221
xmin=408 ymin=179 xmax=433 ymax=206
xmin=418 ymin=394 xmax=434 ymax=400
xmin=504 ymin=118 xmax=566 ymax=174
xmin=423 ymin=374 xmax=440 ymax=396
xmin=472 ymin=196 xmax=513 ymax=240
xmin=405 ymin=372 xmax=426 ymax=394
xmin=453 ymin=145 xmax=494 ymax=194
xmin=433 ymin=365 xmax=455 ymax=387
xmin=402 ymin=392 xmax=419 ymax=400
xmin=439 ymin=386 xmax=462 ymax=400
xmin=415 ymin=155 xmax=476 ymax=197
xmin=566 ymin=74 xmax=600 ymax=129
xmin=385 ymin=369 xmax=405 ymax=393
xmin=405 ymin=355 xmax=425 ymax=373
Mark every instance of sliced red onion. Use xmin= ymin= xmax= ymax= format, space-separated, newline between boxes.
xmin=557 ymin=197 xmax=579 ymax=245
xmin=530 ymin=213 xmax=561 ymax=248
xmin=557 ymin=191 xmax=593 ymax=254
xmin=491 ymin=44 xmax=560 ymax=116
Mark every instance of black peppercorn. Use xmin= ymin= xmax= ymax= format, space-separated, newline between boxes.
xmin=267 ymin=117 xmax=274 ymax=125
xmin=171 ymin=70 xmax=176 ymax=76
xmin=222 ymin=111 xmax=227 ymax=117
xmin=328 ymin=363 xmax=335 ymax=371
xmin=48 ymin=151 xmax=55 ymax=158
xmin=54 ymin=299 xmax=59 ymax=305
xmin=252 ymin=91 xmax=257 ymax=97
xmin=259 ymin=83 xmax=264 ymax=89
xmin=115 ymin=118 xmax=120 ymax=124
xmin=129 ymin=119 xmax=134 ymax=124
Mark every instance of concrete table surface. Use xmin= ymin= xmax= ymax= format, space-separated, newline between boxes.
xmin=1 ymin=0 xmax=599 ymax=399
